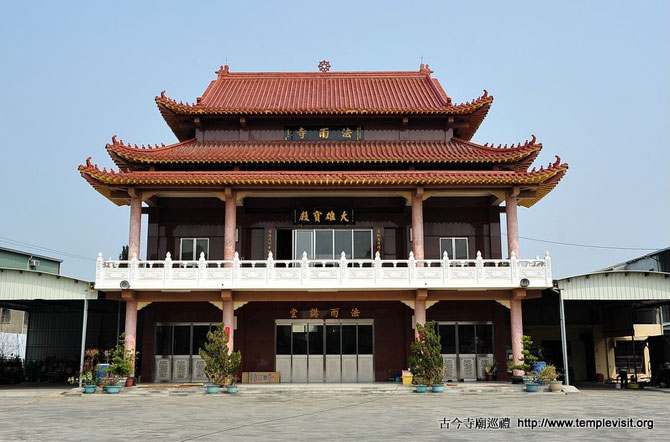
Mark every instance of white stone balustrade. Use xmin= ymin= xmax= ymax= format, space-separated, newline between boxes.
xmin=95 ymin=250 xmax=552 ymax=291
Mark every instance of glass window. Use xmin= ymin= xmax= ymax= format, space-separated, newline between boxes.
xmin=195 ymin=239 xmax=209 ymax=260
xmin=357 ymin=325 xmax=373 ymax=354
xmin=292 ymin=324 xmax=308 ymax=355
xmin=180 ymin=238 xmax=209 ymax=260
xmin=353 ymin=230 xmax=372 ymax=259
xmin=308 ymin=324 xmax=324 ymax=354
xmin=440 ymin=238 xmax=453 ymax=259
xmin=454 ymin=238 xmax=468 ymax=260
xmin=276 ymin=325 xmax=292 ymax=355
xmin=440 ymin=238 xmax=468 ymax=259
xmin=192 ymin=325 xmax=210 ymax=355
xmin=294 ymin=231 xmax=313 ymax=259
xmin=156 ymin=325 xmax=172 ymax=356
xmin=458 ymin=324 xmax=476 ymax=354
xmin=0 ymin=309 xmax=11 ymax=323
xmin=475 ymin=324 xmax=493 ymax=354
xmin=438 ymin=324 xmax=456 ymax=354
xmin=342 ymin=325 xmax=357 ymax=355
xmin=181 ymin=239 xmax=194 ymax=260
xmin=315 ymin=231 xmax=334 ymax=259
xmin=335 ymin=230 xmax=353 ymax=259
xmin=326 ymin=325 xmax=341 ymax=354
xmin=173 ymin=326 xmax=191 ymax=356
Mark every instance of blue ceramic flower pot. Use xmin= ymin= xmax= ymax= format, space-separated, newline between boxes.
xmin=415 ymin=385 xmax=428 ymax=393
xmin=226 ymin=385 xmax=238 ymax=394
xmin=431 ymin=385 xmax=445 ymax=393
xmin=106 ymin=386 xmax=121 ymax=394
xmin=525 ymin=383 xmax=539 ymax=392
xmin=83 ymin=385 xmax=96 ymax=394
xmin=206 ymin=385 xmax=220 ymax=394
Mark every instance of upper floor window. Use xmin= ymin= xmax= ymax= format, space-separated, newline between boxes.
xmin=293 ymin=229 xmax=372 ymax=260
xmin=180 ymin=238 xmax=209 ymax=260
xmin=1 ymin=308 xmax=11 ymax=324
xmin=439 ymin=237 xmax=468 ymax=259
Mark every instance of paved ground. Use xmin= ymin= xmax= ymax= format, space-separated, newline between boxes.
xmin=0 ymin=385 xmax=668 ymax=441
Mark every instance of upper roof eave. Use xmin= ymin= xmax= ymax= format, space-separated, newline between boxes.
xmin=78 ymin=157 xmax=568 ymax=208
xmin=104 ymin=134 xmax=542 ymax=169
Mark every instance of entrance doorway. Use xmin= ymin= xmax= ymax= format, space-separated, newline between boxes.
xmin=275 ymin=319 xmax=374 ymax=382
xmin=154 ymin=323 xmax=213 ymax=382
xmin=437 ymin=322 xmax=494 ymax=381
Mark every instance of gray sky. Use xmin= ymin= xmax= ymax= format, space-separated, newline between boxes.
xmin=1 ymin=1 xmax=668 ymax=280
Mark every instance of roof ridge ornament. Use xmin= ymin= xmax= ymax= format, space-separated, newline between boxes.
xmin=419 ymin=63 xmax=433 ymax=76
xmin=318 ymin=60 xmax=331 ymax=73
xmin=216 ymin=64 xmax=230 ymax=78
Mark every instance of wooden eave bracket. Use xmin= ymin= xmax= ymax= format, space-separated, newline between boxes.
xmin=401 ymin=116 xmax=409 ymax=130
xmin=489 ymin=191 xmax=506 ymax=206
xmin=210 ymin=191 xmax=227 ymax=202
xmin=221 ymin=290 xmax=233 ymax=302
xmin=416 ymin=288 xmax=428 ymax=301
xmin=240 ymin=117 xmax=247 ymax=129
xmin=121 ymin=289 xmax=136 ymax=301
xmin=236 ymin=191 xmax=250 ymax=206
xmin=128 ymin=187 xmax=141 ymax=199
xmin=512 ymin=288 xmax=526 ymax=300
xmin=394 ymin=191 xmax=412 ymax=206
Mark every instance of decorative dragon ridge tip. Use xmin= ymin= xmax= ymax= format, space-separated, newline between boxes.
xmin=108 ymin=135 xmax=166 ymax=150
xmin=483 ymin=134 xmax=537 ymax=149
xmin=81 ymin=157 xmax=121 ymax=175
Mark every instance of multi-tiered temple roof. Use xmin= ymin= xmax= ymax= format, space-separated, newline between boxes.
xmin=80 ymin=64 xmax=567 ymax=207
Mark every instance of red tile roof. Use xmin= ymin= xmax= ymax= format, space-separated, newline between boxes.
xmin=106 ymin=135 xmax=542 ymax=170
xmin=155 ymin=66 xmax=494 ymax=140
xmin=157 ymin=66 xmax=494 ymax=115
xmin=79 ymin=157 xmax=567 ymax=208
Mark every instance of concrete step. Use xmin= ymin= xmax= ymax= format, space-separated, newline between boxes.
xmin=87 ymin=382 xmax=530 ymax=396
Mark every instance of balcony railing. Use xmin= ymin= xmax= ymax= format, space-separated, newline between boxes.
xmin=95 ymin=251 xmax=552 ymax=291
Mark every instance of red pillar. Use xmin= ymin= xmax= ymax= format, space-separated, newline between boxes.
xmin=128 ymin=193 xmax=142 ymax=260
xmin=414 ymin=290 xmax=427 ymax=339
xmin=411 ymin=188 xmax=424 ymax=260
xmin=222 ymin=291 xmax=234 ymax=353
xmin=505 ymin=191 xmax=519 ymax=258
xmin=125 ymin=192 xmax=142 ymax=374
xmin=224 ymin=190 xmax=237 ymax=261
xmin=506 ymin=191 xmax=524 ymax=374
xmin=123 ymin=295 xmax=138 ymax=376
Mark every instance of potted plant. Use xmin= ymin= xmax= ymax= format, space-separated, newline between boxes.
xmin=430 ymin=367 xmax=449 ymax=393
xmin=509 ymin=335 xmax=539 ymax=384
xmin=106 ymin=334 xmax=137 ymax=387
xmin=199 ymin=323 xmax=242 ymax=394
xmin=413 ymin=375 xmax=429 ymax=393
xmin=68 ymin=371 xmax=97 ymax=394
xmin=101 ymin=375 xmax=120 ymax=394
xmin=484 ymin=363 xmax=497 ymax=381
xmin=524 ymin=373 xmax=539 ymax=392
xmin=539 ymin=364 xmax=562 ymax=392
xmin=409 ymin=321 xmax=443 ymax=394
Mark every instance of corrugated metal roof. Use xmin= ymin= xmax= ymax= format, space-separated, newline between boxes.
xmin=556 ymin=271 xmax=670 ymax=301
xmin=0 ymin=246 xmax=63 ymax=263
xmin=0 ymin=268 xmax=97 ymax=301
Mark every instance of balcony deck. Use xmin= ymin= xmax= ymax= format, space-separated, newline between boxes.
xmin=95 ymin=251 xmax=552 ymax=292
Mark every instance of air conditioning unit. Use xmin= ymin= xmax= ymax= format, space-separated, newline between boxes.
xmin=29 ymin=259 xmax=40 ymax=268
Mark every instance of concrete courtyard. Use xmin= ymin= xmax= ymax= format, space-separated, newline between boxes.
xmin=0 ymin=385 xmax=668 ymax=441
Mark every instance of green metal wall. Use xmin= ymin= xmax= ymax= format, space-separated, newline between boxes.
xmin=0 ymin=249 xmax=60 ymax=274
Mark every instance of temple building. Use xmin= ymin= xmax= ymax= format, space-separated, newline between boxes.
xmin=79 ymin=62 xmax=568 ymax=383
